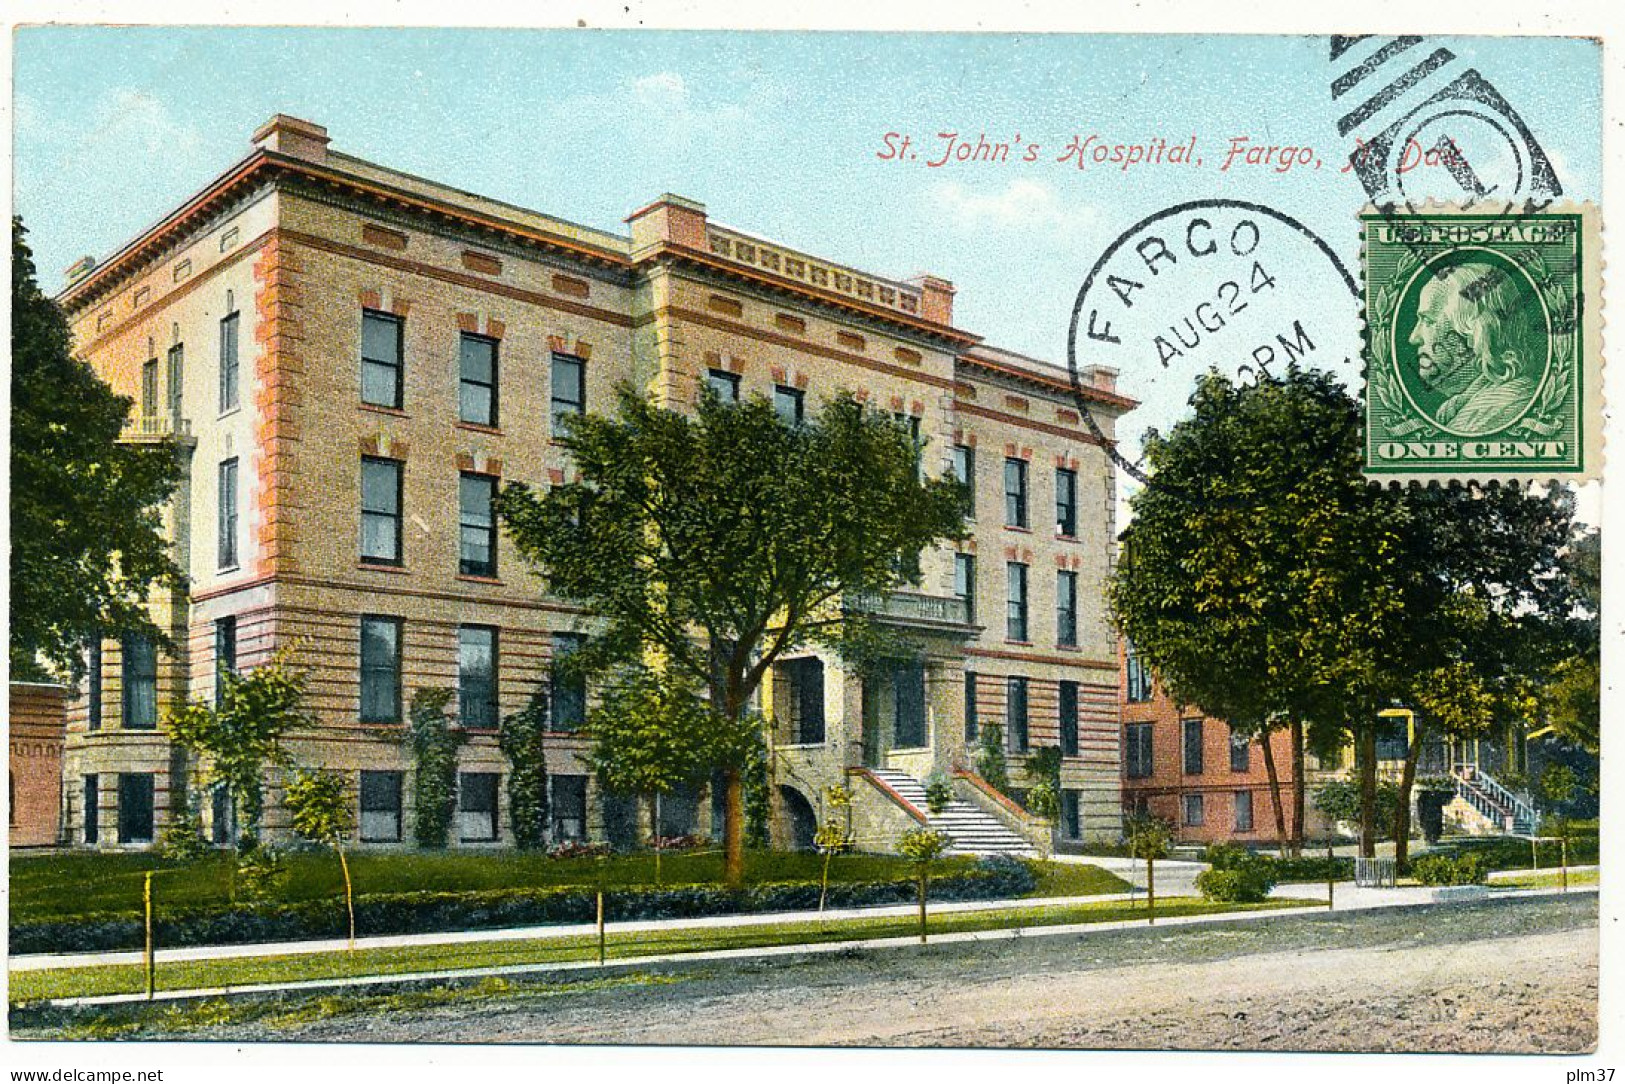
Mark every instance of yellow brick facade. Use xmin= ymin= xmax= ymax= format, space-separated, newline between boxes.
xmin=58 ymin=115 xmax=1134 ymax=852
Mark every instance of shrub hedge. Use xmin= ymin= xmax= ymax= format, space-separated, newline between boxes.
xmin=10 ymin=857 xmax=1036 ymax=955
xmin=1428 ymin=833 xmax=1598 ymax=872
xmin=1410 ymin=852 xmax=1488 ymax=887
xmin=1202 ymin=844 xmax=1354 ymax=884
xmin=1194 ymin=866 xmax=1275 ymax=903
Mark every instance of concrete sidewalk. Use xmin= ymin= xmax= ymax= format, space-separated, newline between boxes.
xmin=23 ymin=884 xmax=1595 ymax=1011
xmin=11 ymin=889 xmax=1147 ymax=972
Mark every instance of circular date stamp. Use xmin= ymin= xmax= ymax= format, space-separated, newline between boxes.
xmin=1065 ymin=198 xmax=1362 ymax=486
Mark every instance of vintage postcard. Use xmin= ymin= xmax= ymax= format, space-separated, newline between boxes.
xmin=4 ymin=7 xmax=1612 ymax=1081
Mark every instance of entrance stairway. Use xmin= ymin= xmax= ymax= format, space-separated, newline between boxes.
xmin=1452 ymin=764 xmax=1538 ymax=836
xmin=866 ymin=768 xmax=1039 ymax=858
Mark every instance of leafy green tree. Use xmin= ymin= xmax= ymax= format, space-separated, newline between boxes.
xmin=165 ymin=649 xmax=312 ymax=847
xmin=582 ymin=669 xmax=737 ymax=881
xmin=10 ymin=217 xmax=182 ymax=682
xmin=284 ymin=768 xmax=358 ymax=948
xmin=406 ymin=688 xmax=465 ymax=849
xmin=498 ymin=386 xmax=968 ymax=887
xmin=1542 ymin=530 xmax=1600 ymax=751
xmin=498 ymin=687 xmax=551 ymax=850
xmin=1112 ymin=368 xmax=1579 ymax=858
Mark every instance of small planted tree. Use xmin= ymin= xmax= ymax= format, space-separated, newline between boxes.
xmin=1125 ymin=813 xmax=1172 ymax=923
xmin=1023 ymin=746 xmax=1063 ymax=858
xmin=814 ymin=784 xmax=854 ymax=927
xmin=165 ymin=648 xmax=311 ymax=850
xmin=897 ymin=826 xmax=952 ymax=944
xmin=1539 ymin=762 xmax=1580 ymax=891
xmin=284 ymin=768 xmax=358 ymax=949
xmin=499 ymin=687 xmax=551 ymax=850
xmin=922 ymin=772 xmax=954 ymax=816
xmin=406 ymin=688 xmax=465 ymax=849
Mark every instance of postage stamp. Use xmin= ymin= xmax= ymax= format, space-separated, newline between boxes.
xmin=1360 ymin=203 xmax=1602 ymax=483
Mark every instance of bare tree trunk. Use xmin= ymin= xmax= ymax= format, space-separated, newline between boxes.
xmin=337 ymin=843 xmax=356 ymax=951
xmin=1394 ymin=718 xmax=1424 ymax=871
xmin=1260 ymin=728 xmax=1289 ymax=857
xmin=1358 ymin=727 xmax=1378 ymax=859
xmin=1289 ymin=717 xmax=1307 ymax=858
xmin=724 ymin=769 xmax=745 ymax=889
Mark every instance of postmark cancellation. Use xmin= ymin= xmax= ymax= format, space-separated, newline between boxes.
xmin=1361 ymin=202 xmax=1601 ymax=484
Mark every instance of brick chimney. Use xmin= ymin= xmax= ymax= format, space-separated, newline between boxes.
xmin=908 ymin=274 xmax=956 ymax=326
xmin=251 ymin=114 xmax=330 ymax=163
xmin=1082 ymin=364 xmax=1119 ymax=394
xmin=627 ymin=193 xmax=709 ymax=258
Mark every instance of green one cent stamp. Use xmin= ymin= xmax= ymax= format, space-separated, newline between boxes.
xmin=1361 ymin=204 xmax=1601 ymax=483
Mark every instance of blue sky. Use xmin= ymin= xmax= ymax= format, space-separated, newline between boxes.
xmin=13 ymin=29 xmax=1602 ymax=467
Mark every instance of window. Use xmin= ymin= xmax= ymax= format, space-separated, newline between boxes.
xmin=952 ymin=444 xmax=975 ymax=515
xmin=773 ymin=384 xmax=805 ymax=425
xmin=1057 ymin=570 xmax=1079 ymax=647
xmin=217 ymin=458 xmax=239 ymax=569
xmin=893 ymin=662 xmax=927 ymax=749
xmin=1059 ymin=680 xmax=1080 ymax=757
xmin=459 ymin=333 xmax=498 ymax=427
xmin=118 ymin=773 xmax=155 ymax=844
xmin=784 ymin=657 xmax=825 ymax=745
xmin=1056 ymin=467 xmax=1078 ymax=537
xmin=1062 ymin=789 xmax=1082 ymax=839
xmin=1234 ymin=790 xmax=1254 ymax=832
xmin=964 ymin=672 xmax=978 ymax=742
xmin=459 ymin=472 xmax=498 ymax=577
xmin=1006 ymin=676 xmax=1030 ymax=753
xmin=166 ymin=343 xmax=184 ymax=413
xmin=141 ymin=359 xmax=159 ymax=417
xmin=360 ymin=457 xmax=404 ymax=565
xmin=1125 ymin=722 xmax=1154 ymax=779
xmin=1003 ymin=458 xmax=1028 ymax=527
xmin=86 ymin=638 xmax=102 ymax=732
xmin=211 ymin=785 xmax=235 ymax=846
xmin=359 ymin=770 xmax=403 ymax=841
xmin=953 ymin=553 xmax=976 ymax=623
xmin=458 ymin=772 xmax=499 ymax=842
xmin=458 ymin=625 xmax=499 ymax=729
xmin=219 ymin=310 xmax=240 ymax=413
xmin=1183 ymin=717 xmax=1205 ymax=775
xmin=1125 ymin=641 xmax=1153 ymax=703
xmin=707 ymin=368 xmax=741 ymax=402
xmin=1229 ymin=725 xmax=1251 ymax=773
xmin=552 ymin=775 xmax=587 ymax=841
xmin=359 ymin=616 xmax=403 ymax=724
xmin=83 ymin=775 xmax=100 ymax=844
xmin=1006 ymin=562 xmax=1029 ymax=642
xmin=361 ymin=309 xmax=403 ymax=408
xmin=214 ymin=616 xmax=237 ymax=708
xmin=551 ymin=353 xmax=585 ymax=432
xmin=550 ymin=633 xmax=586 ymax=731
xmin=1183 ymin=793 xmax=1205 ymax=827
xmin=121 ymin=634 xmax=157 ymax=730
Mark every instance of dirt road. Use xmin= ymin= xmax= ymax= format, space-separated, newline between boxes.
xmin=65 ymin=894 xmax=1605 ymax=1052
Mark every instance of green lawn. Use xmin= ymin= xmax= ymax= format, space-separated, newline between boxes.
xmin=10 ymin=895 xmax=1306 ymax=1003
xmin=1489 ymin=868 xmax=1599 ymax=890
xmin=9 ymin=850 xmax=1128 ymax=925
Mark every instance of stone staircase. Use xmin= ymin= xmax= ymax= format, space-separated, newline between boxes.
xmin=1452 ymin=764 xmax=1538 ymax=837
xmin=866 ymin=768 xmax=1039 ymax=858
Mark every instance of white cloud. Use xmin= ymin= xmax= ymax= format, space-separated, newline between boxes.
xmin=631 ymin=71 xmax=688 ymax=105
xmin=84 ymin=88 xmax=204 ymax=159
xmin=928 ymin=178 xmax=1100 ymax=243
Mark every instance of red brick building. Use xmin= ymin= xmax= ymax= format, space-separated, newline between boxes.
xmin=9 ymin=682 xmax=66 ymax=847
xmin=1120 ymin=645 xmax=1304 ymax=845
